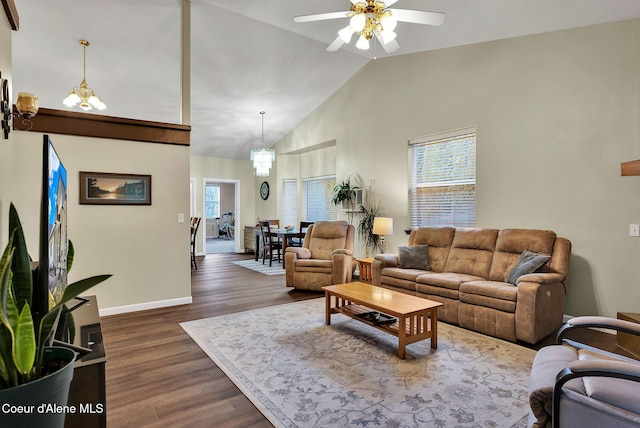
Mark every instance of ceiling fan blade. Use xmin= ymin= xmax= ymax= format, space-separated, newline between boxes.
xmin=326 ymin=36 xmax=346 ymax=52
xmin=376 ymin=34 xmax=399 ymax=53
xmin=388 ymin=9 xmax=446 ymax=26
xmin=293 ymin=11 xmax=349 ymax=23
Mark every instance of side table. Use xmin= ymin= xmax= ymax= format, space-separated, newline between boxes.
xmin=357 ymin=258 xmax=375 ymax=283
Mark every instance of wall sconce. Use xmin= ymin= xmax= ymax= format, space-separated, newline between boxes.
xmin=1 ymin=71 xmax=39 ymax=139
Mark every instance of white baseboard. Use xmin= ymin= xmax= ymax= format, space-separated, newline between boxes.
xmin=99 ymin=296 xmax=192 ymax=317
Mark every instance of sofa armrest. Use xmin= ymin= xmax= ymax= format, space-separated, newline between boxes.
xmin=557 ymin=316 xmax=640 ymax=343
xmin=332 ymin=251 xmax=354 ymax=284
xmin=374 ymin=253 xmax=399 ymax=267
xmin=286 ymin=247 xmax=311 ymax=259
xmin=515 ymin=280 xmax=566 ymax=344
xmin=516 ymin=272 xmax=564 ymax=285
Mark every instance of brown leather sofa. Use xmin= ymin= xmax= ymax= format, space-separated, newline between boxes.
xmin=371 ymin=227 xmax=571 ymax=344
xmin=285 ymin=220 xmax=356 ymax=291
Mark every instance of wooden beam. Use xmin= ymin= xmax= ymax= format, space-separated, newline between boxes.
xmin=621 ymin=159 xmax=640 ymax=176
xmin=14 ymin=107 xmax=190 ymax=146
xmin=1 ymin=0 xmax=18 ymax=30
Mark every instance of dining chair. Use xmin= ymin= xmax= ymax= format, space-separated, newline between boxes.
xmin=260 ymin=220 xmax=282 ymax=266
xmin=190 ymin=217 xmax=202 ymax=270
xmin=288 ymin=221 xmax=314 ymax=247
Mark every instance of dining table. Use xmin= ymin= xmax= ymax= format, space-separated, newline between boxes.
xmin=254 ymin=228 xmax=305 ymax=268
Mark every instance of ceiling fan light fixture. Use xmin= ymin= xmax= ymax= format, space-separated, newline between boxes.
xmin=338 ymin=25 xmax=355 ymax=43
xmin=356 ymin=34 xmax=370 ymax=50
xmin=350 ymin=13 xmax=367 ymax=32
xmin=381 ymin=29 xmax=397 ymax=45
xmin=380 ymin=11 xmax=397 ymax=31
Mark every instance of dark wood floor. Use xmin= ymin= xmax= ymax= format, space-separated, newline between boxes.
xmin=101 ymin=252 xmax=635 ymax=427
xmin=101 ymin=253 xmax=320 ymax=427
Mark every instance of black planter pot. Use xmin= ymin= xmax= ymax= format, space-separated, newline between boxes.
xmin=0 ymin=346 xmax=76 ymax=428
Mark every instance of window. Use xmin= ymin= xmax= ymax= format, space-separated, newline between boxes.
xmin=409 ymin=127 xmax=476 ymax=228
xmin=282 ymin=179 xmax=298 ymax=227
xmin=205 ymin=183 xmax=220 ymax=218
xmin=303 ymin=175 xmax=337 ymax=222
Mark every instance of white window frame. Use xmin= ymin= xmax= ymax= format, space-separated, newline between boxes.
xmin=408 ymin=126 xmax=476 ymax=228
xmin=303 ymin=175 xmax=337 ymax=222
xmin=282 ymin=179 xmax=298 ymax=227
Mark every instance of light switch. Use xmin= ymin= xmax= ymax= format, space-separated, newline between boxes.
xmin=630 ymin=224 xmax=639 ymax=237
xmin=178 ymin=213 xmax=185 ymax=223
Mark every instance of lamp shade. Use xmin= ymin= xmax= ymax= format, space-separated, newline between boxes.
xmin=15 ymin=92 xmax=39 ymax=118
xmin=373 ymin=217 xmax=393 ymax=235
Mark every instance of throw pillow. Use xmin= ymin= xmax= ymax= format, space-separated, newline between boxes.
xmin=506 ymin=250 xmax=551 ymax=285
xmin=398 ymin=245 xmax=429 ymax=270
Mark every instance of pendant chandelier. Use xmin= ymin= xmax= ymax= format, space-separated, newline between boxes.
xmin=63 ymin=40 xmax=107 ymax=111
xmin=250 ymin=111 xmax=275 ymax=177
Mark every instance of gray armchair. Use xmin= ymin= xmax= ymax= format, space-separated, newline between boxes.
xmin=528 ymin=316 xmax=640 ymax=428
xmin=285 ymin=220 xmax=355 ymax=291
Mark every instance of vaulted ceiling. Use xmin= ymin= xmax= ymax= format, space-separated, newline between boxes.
xmin=11 ymin=0 xmax=640 ymax=159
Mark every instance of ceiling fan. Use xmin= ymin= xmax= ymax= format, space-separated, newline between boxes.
xmin=293 ymin=0 xmax=445 ymax=53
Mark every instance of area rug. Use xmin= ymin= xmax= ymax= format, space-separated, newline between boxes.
xmin=232 ymin=259 xmax=285 ymax=275
xmin=180 ymin=298 xmax=534 ymax=428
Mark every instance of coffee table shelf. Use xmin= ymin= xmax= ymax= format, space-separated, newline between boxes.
xmin=322 ymin=282 xmax=443 ymax=359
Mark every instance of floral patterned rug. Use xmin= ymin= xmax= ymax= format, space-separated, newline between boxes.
xmin=232 ymin=259 xmax=285 ymax=275
xmin=180 ymin=298 xmax=534 ymax=428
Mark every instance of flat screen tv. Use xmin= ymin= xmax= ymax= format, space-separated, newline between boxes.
xmin=35 ymin=135 xmax=68 ymax=327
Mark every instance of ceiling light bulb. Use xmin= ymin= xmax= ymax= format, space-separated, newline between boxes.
xmin=356 ymin=34 xmax=369 ymax=50
xmin=380 ymin=12 xmax=397 ymax=31
xmin=350 ymin=13 xmax=366 ymax=32
xmin=338 ymin=25 xmax=355 ymax=43
xmin=63 ymin=92 xmax=81 ymax=107
xmin=381 ymin=29 xmax=397 ymax=45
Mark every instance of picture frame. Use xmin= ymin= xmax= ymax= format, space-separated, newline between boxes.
xmin=79 ymin=171 xmax=152 ymax=205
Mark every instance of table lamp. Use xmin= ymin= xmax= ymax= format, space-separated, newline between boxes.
xmin=373 ymin=217 xmax=393 ymax=254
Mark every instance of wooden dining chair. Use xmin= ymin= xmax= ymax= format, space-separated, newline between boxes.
xmin=288 ymin=221 xmax=314 ymax=247
xmin=190 ymin=217 xmax=202 ymax=270
xmin=260 ymin=220 xmax=282 ymax=266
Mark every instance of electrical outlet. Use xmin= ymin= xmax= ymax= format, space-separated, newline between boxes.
xmin=178 ymin=213 xmax=185 ymax=223
xmin=630 ymin=224 xmax=639 ymax=237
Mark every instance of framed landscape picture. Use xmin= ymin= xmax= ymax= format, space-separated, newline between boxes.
xmin=79 ymin=171 xmax=152 ymax=205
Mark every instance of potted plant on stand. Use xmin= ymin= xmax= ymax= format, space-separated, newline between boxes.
xmin=357 ymin=198 xmax=383 ymax=258
xmin=0 ymin=204 xmax=111 ymax=428
xmin=332 ymin=175 xmax=359 ymax=224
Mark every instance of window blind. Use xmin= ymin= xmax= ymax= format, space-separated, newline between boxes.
xmin=303 ymin=175 xmax=337 ymax=222
xmin=205 ymin=184 xmax=220 ymax=218
xmin=408 ymin=129 xmax=476 ymax=228
xmin=282 ymin=179 xmax=298 ymax=227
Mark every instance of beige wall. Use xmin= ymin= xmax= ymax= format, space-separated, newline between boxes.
xmin=274 ymin=19 xmax=640 ymax=318
xmin=0 ymin=15 xmax=12 ymax=247
xmin=11 ymin=131 xmax=192 ymax=313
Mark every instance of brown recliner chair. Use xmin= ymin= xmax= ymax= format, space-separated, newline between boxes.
xmin=528 ymin=316 xmax=640 ymax=428
xmin=285 ymin=220 xmax=355 ymax=291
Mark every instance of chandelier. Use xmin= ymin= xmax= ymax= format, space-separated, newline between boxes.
xmin=338 ymin=1 xmax=398 ymax=50
xmin=63 ymin=40 xmax=107 ymax=111
xmin=249 ymin=111 xmax=275 ymax=177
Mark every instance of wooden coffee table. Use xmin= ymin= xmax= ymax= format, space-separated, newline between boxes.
xmin=322 ymin=282 xmax=443 ymax=359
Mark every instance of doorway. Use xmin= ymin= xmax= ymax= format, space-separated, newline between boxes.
xmin=202 ymin=178 xmax=240 ymax=254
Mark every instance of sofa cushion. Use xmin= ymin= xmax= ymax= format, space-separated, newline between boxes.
xmin=379 ymin=267 xmax=421 ymax=291
xmin=505 ymin=251 xmax=551 ymax=285
xmin=408 ymin=227 xmax=455 ymax=272
xmin=416 ymin=272 xmax=487 ymax=290
xmin=444 ymin=228 xmax=498 ymax=278
xmin=459 ymin=281 xmax=517 ymax=312
xmin=488 ymin=229 xmax=556 ymax=282
xmin=398 ymin=245 xmax=429 ymax=270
